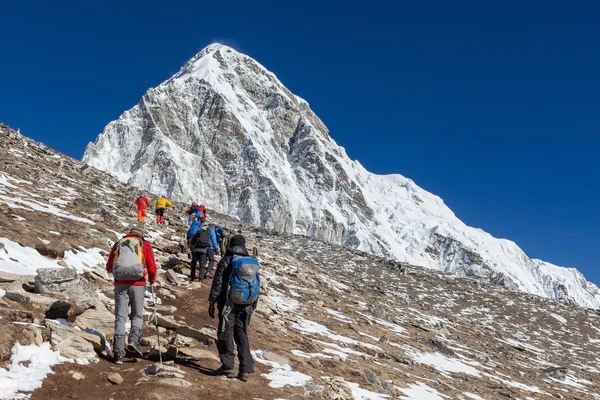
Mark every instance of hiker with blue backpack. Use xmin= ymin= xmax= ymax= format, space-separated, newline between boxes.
xmin=208 ymin=234 xmax=259 ymax=382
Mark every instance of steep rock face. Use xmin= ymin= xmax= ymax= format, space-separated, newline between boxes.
xmin=83 ymin=45 xmax=600 ymax=308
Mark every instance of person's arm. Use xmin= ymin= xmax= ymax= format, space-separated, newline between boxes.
xmin=106 ymin=242 xmax=118 ymax=274
xmin=144 ymin=197 xmax=150 ymax=206
xmin=209 ymin=256 xmax=228 ymax=303
xmin=210 ymin=229 xmax=218 ymax=249
xmin=167 ymin=200 xmax=174 ymax=208
xmin=144 ymin=242 xmax=157 ymax=284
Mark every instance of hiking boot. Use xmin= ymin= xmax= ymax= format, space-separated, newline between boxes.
xmin=113 ymin=354 xmax=123 ymax=365
xmin=205 ymin=273 xmax=213 ymax=279
xmin=215 ymin=366 xmax=235 ymax=378
xmin=127 ymin=343 xmax=144 ymax=358
xmin=237 ymin=372 xmax=249 ymax=382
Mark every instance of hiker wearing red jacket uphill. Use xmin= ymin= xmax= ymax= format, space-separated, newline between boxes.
xmin=199 ymin=204 xmax=207 ymax=219
xmin=106 ymin=226 xmax=157 ymax=364
xmin=134 ymin=192 xmax=150 ymax=222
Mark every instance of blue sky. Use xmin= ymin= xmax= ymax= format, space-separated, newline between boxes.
xmin=1 ymin=1 xmax=599 ymax=284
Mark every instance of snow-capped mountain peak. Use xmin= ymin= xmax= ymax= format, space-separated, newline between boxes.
xmin=83 ymin=44 xmax=600 ymax=308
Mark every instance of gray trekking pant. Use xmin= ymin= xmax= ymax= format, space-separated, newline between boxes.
xmin=113 ymin=284 xmax=146 ymax=357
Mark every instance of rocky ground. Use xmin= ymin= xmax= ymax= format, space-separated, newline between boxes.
xmin=1 ymin=123 xmax=599 ymax=399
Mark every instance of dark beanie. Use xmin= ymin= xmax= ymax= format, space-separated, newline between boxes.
xmin=229 ymin=234 xmax=246 ymax=248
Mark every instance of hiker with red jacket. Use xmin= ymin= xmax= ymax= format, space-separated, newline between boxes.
xmin=106 ymin=226 xmax=157 ymax=364
xmin=199 ymin=204 xmax=207 ymax=219
xmin=134 ymin=192 xmax=150 ymax=222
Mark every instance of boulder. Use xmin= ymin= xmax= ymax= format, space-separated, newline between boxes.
xmin=158 ymin=378 xmax=192 ymax=388
xmin=0 ymin=323 xmax=16 ymax=362
xmin=91 ymin=267 xmax=110 ymax=281
xmin=73 ymin=302 xmax=114 ymax=339
xmin=178 ymin=347 xmax=220 ymax=362
xmin=35 ymin=268 xmax=97 ymax=310
xmin=165 ymin=270 xmax=180 ymax=284
xmin=107 ymin=372 xmax=123 ymax=385
xmin=155 ymin=304 xmax=177 ymax=314
xmin=541 ymin=366 xmax=568 ymax=380
xmin=169 ymin=334 xmax=195 ymax=347
xmin=157 ymin=314 xmax=182 ymax=329
xmin=50 ymin=323 xmax=98 ymax=362
xmin=141 ymin=336 xmax=169 ymax=347
xmin=175 ymin=325 xmax=217 ymax=342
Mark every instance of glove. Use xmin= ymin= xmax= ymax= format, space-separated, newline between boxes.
xmin=208 ymin=302 xmax=215 ymax=319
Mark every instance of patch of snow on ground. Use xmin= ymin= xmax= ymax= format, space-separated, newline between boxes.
xmin=550 ymin=313 xmax=567 ymax=324
xmin=0 ymin=342 xmax=71 ymax=400
xmin=463 ymin=393 xmax=485 ymax=400
xmin=48 ymin=231 xmax=61 ymax=236
xmin=292 ymin=318 xmax=381 ymax=351
xmin=346 ymin=382 xmax=390 ymax=399
xmin=405 ymin=348 xmax=481 ymax=376
xmin=0 ymin=195 xmax=94 ymax=225
xmin=498 ymin=337 xmax=545 ymax=353
xmin=13 ymin=216 xmax=26 ymax=221
xmin=0 ymin=238 xmax=61 ymax=274
xmin=263 ymin=289 xmax=300 ymax=312
xmin=482 ymin=372 xmax=544 ymax=394
xmin=398 ymin=382 xmax=449 ymax=399
xmin=0 ymin=289 xmax=5 ymax=297
xmin=253 ymin=350 xmax=312 ymax=389
xmin=63 ymin=248 xmax=106 ymax=273
xmin=291 ymin=349 xmax=332 ymax=359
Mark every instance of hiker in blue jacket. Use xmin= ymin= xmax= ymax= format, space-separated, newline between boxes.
xmin=186 ymin=215 xmax=202 ymax=244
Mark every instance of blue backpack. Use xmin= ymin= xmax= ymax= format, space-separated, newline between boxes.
xmin=228 ymin=256 xmax=260 ymax=305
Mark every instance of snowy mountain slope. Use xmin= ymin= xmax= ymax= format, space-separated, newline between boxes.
xmin=83 ymin=44 xmax=600 ymax=308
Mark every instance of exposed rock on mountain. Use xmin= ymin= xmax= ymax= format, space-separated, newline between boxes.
xmin=82 ymin=45 xmax=599 ymax=308
xmin=1 ymin=124 xmax=600 ymax=399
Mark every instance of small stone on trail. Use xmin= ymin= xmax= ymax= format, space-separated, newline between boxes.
xmin=70 ymin=371 xmax=85 ymax=380
xmin=107 ymin=372 xmax=123 ymax=385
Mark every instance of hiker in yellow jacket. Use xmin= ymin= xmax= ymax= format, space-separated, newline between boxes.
xmin=154 ymin=195 xmax=174 ymax=224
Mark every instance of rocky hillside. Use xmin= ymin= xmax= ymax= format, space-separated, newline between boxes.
xmin=2 ymin=125 xmax=600 ymax=399
xmin=82 ymin=44 xmax=600 ymax=308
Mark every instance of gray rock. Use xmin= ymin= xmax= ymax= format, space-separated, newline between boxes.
xmin=50 ymin=323 xmax=98 ymax=362
xmin=178 ymin=347 xmax=220 ymax=362
xmin=175 ymin=325 xmax=217 ymax=342
xmin=107 ymin=372 xmax=123 ymax=385
xmin=35 ymin=268 xmax=97 ymax=310
xmin=541 ymin=366 xmax=568 ymax=380
xmin=165 ymin=269 xmax=180 ymax=284
xmin=73 ymin=303 xmax=114 ymax=339
xmin=157 ymin=314 xmax=182 ymax=329
xmin=91 ymin=267 xmax=110 ymax=281
xmin=157 ymin=378 xmax=192 ymax=387
xmin=169 ymin=334 xmax=195 ymax=347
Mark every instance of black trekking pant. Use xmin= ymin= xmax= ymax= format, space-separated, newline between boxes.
xmin=218 ymin=239 xmax=224 ymax=256
xmin=190 ymin=251 xmax=205 ymax=281
xmin=217 ymin=303 xmax=254 ymax=373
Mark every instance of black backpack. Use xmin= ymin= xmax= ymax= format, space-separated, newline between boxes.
xmin=189 ymin=204 xmax=200 ymax=215
xmin=194 ymin=226 xmax=211 ymax=248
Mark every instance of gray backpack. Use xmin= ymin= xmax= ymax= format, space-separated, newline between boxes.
xmin=112 ymin=237 xmax=144 ymax=281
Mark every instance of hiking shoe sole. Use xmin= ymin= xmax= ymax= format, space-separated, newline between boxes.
xmin=238 ymin=373 xmax=249 ymax=382
xmin=126 ymin=344 xmax=144 ymax=358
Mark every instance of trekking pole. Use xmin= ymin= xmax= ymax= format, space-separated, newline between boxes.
xmin=150 ymin=284 xmax=163 ymax=364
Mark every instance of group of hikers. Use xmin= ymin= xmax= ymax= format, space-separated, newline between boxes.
xmin=105 ymin=194 xmax=259 ymax=382
xmin=133 ymin=192 xmax=178 ymax=224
